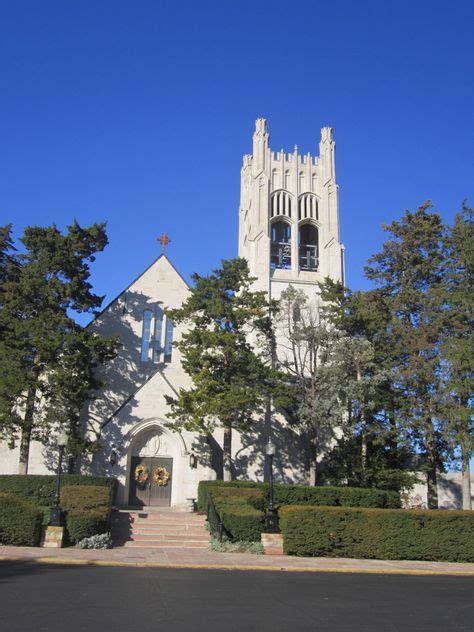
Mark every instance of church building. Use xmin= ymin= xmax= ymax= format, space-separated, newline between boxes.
xmin=0 ymin=119 xmax=344 ymax=509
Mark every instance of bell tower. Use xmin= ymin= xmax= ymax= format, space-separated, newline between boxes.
xmin=238 ymin=118 xmax=344 ymax=302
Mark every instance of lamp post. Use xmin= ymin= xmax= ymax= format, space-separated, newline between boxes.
xmin=49 ymin=431 xmax=68 ymax=527
xmin=265 ymin=439 xmax=280 ymax=533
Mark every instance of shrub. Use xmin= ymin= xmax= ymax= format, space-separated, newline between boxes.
xmin=197 ymin=480 xmax=400 ymax=513
xmin=59 ymin=485 xmax=113 ymax=544
xmin=208 ymin=487 xmax=265 ymax=542
xmin=273 ymin=484 xmax=400 ymax=509
xmin=197 ymin=480 xmax=262 ymax=512
xmin=209 ymin=536 xmax=264 ymax=554
xmin=61 ymin=486 xmax=110 ymax=512
xmin=211 ymin=487 xmax=265 ymax=510
xmin=280 ymin=505 xmax=474 ymax=562
xmin=0 ymin=493 xmax=43 ymax=546
xmin=77 ymin=533 xmax=113 ymax=549
xmin=66 ymin=510 xmax=109 ymax=544
xmin=0 ymin=475 xmax=117 ymax=507
xmin=219 ymin=505 xmax=265 ymax=541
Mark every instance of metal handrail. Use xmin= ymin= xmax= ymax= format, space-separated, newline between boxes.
xmin=207 ymin=490 xmax=224 ymax=541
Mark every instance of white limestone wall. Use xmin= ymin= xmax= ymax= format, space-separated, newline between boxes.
xmin=0 ymin=439 xmax=55 ymax=475
xmin=238 ymin=118 xmax=344 ymax=302
xmin=403 ymin=471 xmax=474 ymax=510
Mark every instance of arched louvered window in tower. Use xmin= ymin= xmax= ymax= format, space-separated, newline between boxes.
xmin=141 ymin=309 xmax=153 ymax=362
xmin=298 ymin=194 xmax=319 ymax=221
xmin=298 ymin=223 xmax=318 ymax=271
xmin=271 ymin=220 xmax=291 ymax=270
xmin=270 ymin=190 xmax=292 ymax=218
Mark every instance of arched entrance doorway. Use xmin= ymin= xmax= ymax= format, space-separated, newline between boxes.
xmin=128 ymin=427 xmax=173 ymax=507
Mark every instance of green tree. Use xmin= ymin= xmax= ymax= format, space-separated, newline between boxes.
xmin=440 ymin=202 xmax=473 ymax=509
xmin=365 ymin=202 xmax=448 ymax=508
xmin=41 ymin=328 xmax=117 ymax=471
xmin=0 ymin=224 xmax=24 ymax=447
xmin=277 ymin=285 xmax=347 ymax=485
xmin=165 ymin=258 xmax=286 ymax=481
xmin=317 ymin=279 xmax=413 ymax=490
xmin=0 ymin=224 xmax=17 ymax=283
xmin=0 ymin=222 xmax=117 ymax=473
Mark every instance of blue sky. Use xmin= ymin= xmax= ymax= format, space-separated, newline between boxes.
xmin=2 ymin=0 xmax=473 ymax=324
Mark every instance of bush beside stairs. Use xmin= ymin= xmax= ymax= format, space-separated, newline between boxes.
xmin=111 ymin=509 xmax=210 ymax=549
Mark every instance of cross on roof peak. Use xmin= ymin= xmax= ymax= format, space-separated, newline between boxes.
xmin=157 ymin=233 xmax=171 ymax=255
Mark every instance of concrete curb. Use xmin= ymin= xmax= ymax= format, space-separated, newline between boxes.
xmin=1 ymin=555 xmax=473 ymax=576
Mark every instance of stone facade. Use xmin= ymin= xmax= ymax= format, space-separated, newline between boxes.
xmin=0 ymin=119 xmax=470 ymax=510
xmin=238 ymin=118 xmax=344 ymax=301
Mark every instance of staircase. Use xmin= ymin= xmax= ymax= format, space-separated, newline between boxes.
xmin=111 ymin=509 xmax=210 ymax=549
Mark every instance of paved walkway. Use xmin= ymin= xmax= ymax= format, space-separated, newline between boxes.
xmin=1 ymin=544 xmax=473 ymax=575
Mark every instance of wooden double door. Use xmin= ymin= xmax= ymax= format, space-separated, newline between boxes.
xmin=129 ymin=456 xmax=173 ymax=507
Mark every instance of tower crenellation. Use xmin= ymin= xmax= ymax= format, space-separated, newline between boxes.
xmin=238 ymin=118 xmax=344 ymax=301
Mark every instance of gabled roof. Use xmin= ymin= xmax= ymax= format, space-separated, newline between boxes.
xmin=87 ymin=254 xmax=190 ymax=326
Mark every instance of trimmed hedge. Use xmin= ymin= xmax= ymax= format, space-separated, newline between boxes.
xmin=198 ymin=480 xmax=262 ymax=512
xmin=280 ymin=505 xmax=474 ymax=562
xmin=272 ymin=485 xmax=400 ymax=509
xmin=59 ymin=485 xmax=112 ymax=544
xmin=209 ymin=487 xmax=265 ymax=542
xmin=60 ymin=485 xmax=110 ymax=513
xmin=219 ymin=506 xmax=265 ymax=542
xmin=0 ymin=475 xmax=117 ymax=508
xmin=66 ymin=510 xmax=109 ymax=544
xmin=0 ymin=493 xmax=43 ymax=546
xmin=197 ymin=480 xmax=400 ymax=513
xmin=211 ymin=487 xmax=265 ymax=511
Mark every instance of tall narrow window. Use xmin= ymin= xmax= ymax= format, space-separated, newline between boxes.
xmin=153 ymin=303 xmax=164 ymax=363
xmin=270 ymin=220 xmax=291 ymax=270
xmin=164 ymin=318 xmax=174 ymax=363
xmin=299 ymin=224 xmax=318 ymax=271
xmin=141 ymin=309 xmax=153 ymax=362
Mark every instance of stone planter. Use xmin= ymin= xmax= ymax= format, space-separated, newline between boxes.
xmin=261 ymin=532 xmax=283 ymax=555
xmin=41 ymin=525 xmax=65 ymax=548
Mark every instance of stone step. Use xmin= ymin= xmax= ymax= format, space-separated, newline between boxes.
xmin=121 ymin=534 xmax=209 ymax=542
xmin=127 ymin=519 xmax=206 ymax=526
xmin=111 ymin=510 xmax=210 ymax=549
xmin=120 ymin=524 xmax=207 ymax=534
xmin=113 ymin=515 xmax=205 ymax=523
xmin=113 ymin=527 xmax=209 ymax=537
xmin=114 ymin=522 xmax=207 ymax=531
xmin=119 ymin=540 xmax=209 ymax=549
xmin=127 ymin=520 xmax=206 ymax=529
xmin=116 ymin=513 xmax=206 ymax=522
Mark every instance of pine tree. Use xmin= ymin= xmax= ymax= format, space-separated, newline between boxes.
xmin=365 ymin=202 xmax=448 ymax=508
xmin=41 ymin=328 xmax=117 ymax=470
xmin=317 ymin=279 xmax=412 ymax=490
xmin=440 ymin=202 xmax=473 ymax=509
xmin=164 ymin=258 xmax=286 ymax=481
xmin=0 ymin=221 xmax=117 ymax=473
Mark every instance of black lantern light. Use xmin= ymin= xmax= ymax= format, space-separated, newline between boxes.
xmin=109 ymin=444 xmax=117 ymax=466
